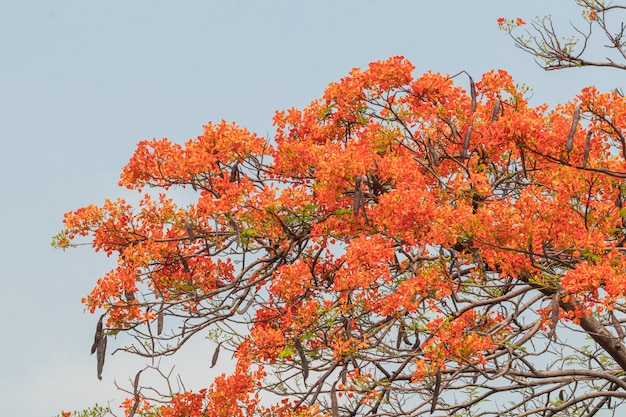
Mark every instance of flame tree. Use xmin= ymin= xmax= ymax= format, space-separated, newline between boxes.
xmin=54 ymin=54 xmax=626 ymax=416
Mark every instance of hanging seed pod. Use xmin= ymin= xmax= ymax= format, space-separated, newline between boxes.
xmin=396 ymin=323 xmax=405 ymax=350
xmin=491 ymin=100 xmax=502 ymax=122
xmin=157 ymin=304 xmax=164 ymax=335
xmin=128 ymin=370 xmax=144 ymax=417
xmin=294 ymin=337 xmax=309 ymax=382
xmin=353 ymin=176 xmax=363 ymax=216
xmin=91 ymin=314 xmax=104 ymax=355
xmin=229 ymin=161 xmax=240 ymax=183
xmin=468 ymin=74 xmax=476 ymax=112
xmin=184 ymin=220 xmax=197 ymax=239
xmin=462 ymin=125 xmax=472 ymax=159
xmin=412 ymin=330 xmax=421 ymax=350
xmin=133 ymin=369 xmax=142 ymax=392
xmin=97 ymin=335 xmax=107 ymax=380
xmin=210 ymin=342 xmax=222 ymax=368
xmin=566 ymin=103 xmax=581 ymax=153
xmin=430 ymin=370 xmax=441 ymax=414
xmin=428 ymin=143 xmax=440 ymax=167
xmin=520 ymin=149 xmax=528 ymax=179
xmin=330 ymin=381 xmax=339 ymax=417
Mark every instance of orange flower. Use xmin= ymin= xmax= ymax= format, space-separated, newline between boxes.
xmin=55 ymin=55 xmax=626 ymax=417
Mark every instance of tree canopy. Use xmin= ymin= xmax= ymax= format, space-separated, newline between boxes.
xmin=54 ymin=3 xmax=626 ymax=416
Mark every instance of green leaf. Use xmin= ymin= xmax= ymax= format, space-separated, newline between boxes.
xmin=278 ymin=346 xmax=295 ymax=359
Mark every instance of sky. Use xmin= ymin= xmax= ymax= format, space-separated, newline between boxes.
xmin=1 ymin=1 xmax=624 ymax=416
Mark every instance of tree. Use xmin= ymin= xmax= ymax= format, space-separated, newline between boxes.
xmin=54 ymin=54 xmax=626 ymax=417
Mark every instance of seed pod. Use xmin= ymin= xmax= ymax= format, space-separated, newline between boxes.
xmin=91 ymin=314 xmax=104 ymax=355
xmin=491 ymin=100 xmax=502 ymax=122
xmin=229 ymin=161 xmax=240 ymax=183
xmin=412 ymin=330 xmax=421 ymax=350
xmin=396 ymin=323 xmax=405 ymax=350
xmin=462 ymin=125 xmax=472 ymax=159
xmin=566 ymin=103 xmax=581 ymax=153
xmin=97 ymin=335 xmax=107 ymax=380
xmin=128 ymin=371 xmax=143 ymax=417
xmin=368 ymin=171 xmax=384 ymax=196
xmin=157 ymin=304 xmax=164 ymax=335
xmin=330 ymin=381 xmax=339 ymax=417
xmin=184 ymin=220 xmax=197 ymax=239
xmin=469 ymin=75 xmax=476 ymax=113
xmin=133 ymin=369 xmax=142 ymax=392
xmin=430 ymin=370 xmax=441 ymax=414
xmin=294 ymin=337 xmax=309 ymax=382
xmin=428 ymin=143 xmax=440 ymax=167
xmin=353 ymin=176 xmax=363 ymax=216
xmin=211 ymin=342 xmax=222 ymax=368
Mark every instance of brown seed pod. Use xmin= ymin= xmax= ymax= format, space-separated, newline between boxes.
xmin=431 ymin=370 xmax=441 ymax=414
xmin=294 ymin=337 xmax=309 ymax=381
xmin=157 ymin=304 xmax=164 ymax=335
xmin=491 ymin=100 xmax=502 ymax=122
xmin=211 ymin=342 xmax=222 ymax=368
xmin=566 ymin=103 xmax=581 ymax=153
xmin=91 ymin=314 xmax=104 ymax=355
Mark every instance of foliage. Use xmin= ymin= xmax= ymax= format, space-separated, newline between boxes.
xmin=56 ymin=405 xmax=111 ymax=417
xmin=500 ymin=0 xmax=626 ymax=73
xmin=54 ymin=52 xmax=626 ymax=416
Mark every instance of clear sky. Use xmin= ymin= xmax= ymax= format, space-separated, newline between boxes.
xmin=1 ymin=1 xmax=623 ymax=416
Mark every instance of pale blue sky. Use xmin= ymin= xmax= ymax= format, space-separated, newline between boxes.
xmin=1 ymin=1 xmax=623 ymax=416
